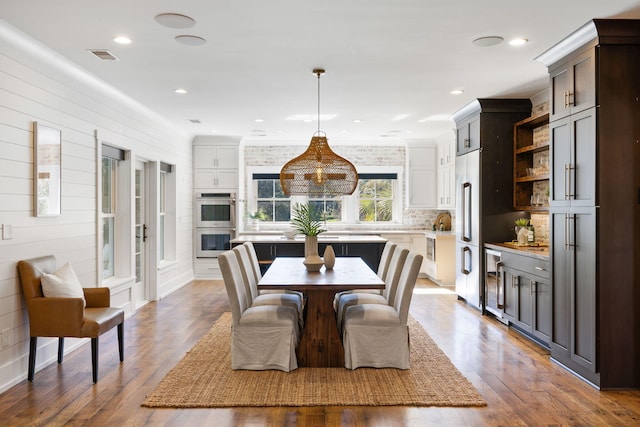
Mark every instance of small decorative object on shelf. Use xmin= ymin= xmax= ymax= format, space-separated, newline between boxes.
xmin=323 ymin=245 xmax=335 ymax=269
xmin=291 ymin=202 xmax=326 ymax=272
xmin=515 ymin=218 xmax=530 ymax=246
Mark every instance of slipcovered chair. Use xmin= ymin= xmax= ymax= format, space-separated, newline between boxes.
xmin=17 ymin=255 xmax=124 ymax=383
xmin=332 ymin=241 xmax=397 ymax=311
xmin=232 ymin=245 xmax=304 ymax=326
xmin=218 ymin=251 xmax=299 ymax=371
xmin=336 ymin=246 xmax=409 ymax=332
xmin=343 ymin=251 xmax=423 ymax=369
xmin=242 ymin=242 xmax=304 ymax=301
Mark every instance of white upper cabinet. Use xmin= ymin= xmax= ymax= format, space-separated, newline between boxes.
xmin=406 ymin=142 xmax=437 ymax=208
xmin=193 ymin=141 xmax=239 ymax=191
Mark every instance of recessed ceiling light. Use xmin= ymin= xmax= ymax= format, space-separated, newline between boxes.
xmin=393 ymin=114 xmax=409 ymax=121
xmin=255 ymin=118 xmax=264 ymax=123
xmin=174 ymin=88 xmax=188 ymax=94
xmin=472 ymin=36 xmax=504 ymax=47
xmin=175 ymin=35 xmax=206 ymax=46
xmin=210 ymin=129 xmax=217 ymax=133
xmin=154 ymin=13 xmax=196 ymax=29
xmin=113 ymin=36 xmax=132 ymax=44
xmin=418 ymin=118 xmax=427 ymax=123
xmin=352 ymin=119 xmax=363 ymax=123
xmin=509 ymin=38 xmax=528 ymax=46
xmin=450 ymin=89 xmax=464 ymax=95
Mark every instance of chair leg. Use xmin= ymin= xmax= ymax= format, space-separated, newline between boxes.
xmin=57 ymin=337 xmax=64 ymax=363
xmin=117 ymin=322 xmax=124 ymax=362
xmin=91 ymin=337 xmax=99 ymax=383
xmin=28 ymin=337 xmax=37 ymax=382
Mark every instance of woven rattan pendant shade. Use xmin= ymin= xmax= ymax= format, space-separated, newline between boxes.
xmin=280 ymin=68 xmax=358 ymax=196
xmin=280 ymin=132 xmax=357 ymax=196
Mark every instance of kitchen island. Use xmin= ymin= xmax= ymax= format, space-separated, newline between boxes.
xmin=231 ymin=235 xmax=387 ymax=273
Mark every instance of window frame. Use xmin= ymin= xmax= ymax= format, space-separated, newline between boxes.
xmin=246 ymin=166 xmax=403 ymax=228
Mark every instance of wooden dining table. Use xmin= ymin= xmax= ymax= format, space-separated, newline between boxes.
xmin=258 ymin=257 xmax=385 ymax=368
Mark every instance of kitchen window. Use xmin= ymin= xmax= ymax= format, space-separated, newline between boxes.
xmin=250 ymin=170 xmax=399 ymax=225
xmin=357 ymin=174 xmax=395 ymax=223
xmin=254 ymin=175 xmax=291 ymax=222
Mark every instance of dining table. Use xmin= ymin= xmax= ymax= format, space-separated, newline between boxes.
xmin=258 ymin=257 xmax=385 ymax=368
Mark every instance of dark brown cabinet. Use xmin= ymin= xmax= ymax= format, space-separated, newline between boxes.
xmin=549 ymin=49 xmax=596 ymax=122
xmin=549 ymin=108 xmax=596 ymax=208
xmin=550 ymin=208 xmax=597 ymax=374
xmin=501 ymin=252 xmax=551 ymax=346
xmin=537 ymin=19 xmax=640 ymax=388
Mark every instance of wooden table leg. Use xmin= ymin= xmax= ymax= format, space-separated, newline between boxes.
xmin=296 ymin=289 xmax=344 ymax=368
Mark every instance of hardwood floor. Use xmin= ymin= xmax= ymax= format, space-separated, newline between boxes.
xmin=1 ymin=279 xmax=639 ymax=426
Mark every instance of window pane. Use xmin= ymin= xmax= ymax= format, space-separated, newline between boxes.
xmin=274 ymin=180 xmax=288 ymax=198
xmin=257 ymin=201 xmax=273 ymax=221
xmin=160 ymin=172 xmax=166 ymax=213
xmin=257 ymin=180 xmax=274 ymax=198
xmin=376 ymin=200 xmax=393 ymax=221
xmin=359 ymin=179 xmax=375 ymax=199
xmin=159 ymin=215 xmax=165 ymax=260
xmin=325 ymin=200 xmax=341 ymax=222
xmin=274 ymin=201 xmax=291 ymax=221
xmin=102 ymin=158 xmax=115 ymax=214
xmin=102 ymin=217 xmax=114 ymax=278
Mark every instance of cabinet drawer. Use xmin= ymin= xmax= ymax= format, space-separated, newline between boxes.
xmin=501 ymin=252 xmax=549 ymax=278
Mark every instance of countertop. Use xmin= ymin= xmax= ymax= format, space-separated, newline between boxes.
xmin=231 ymin=234 xmax=388 ymax=244
xmin=485 ymin=242 xmax=549 ymax=260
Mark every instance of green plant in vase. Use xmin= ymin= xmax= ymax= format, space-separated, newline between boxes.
xmin=291 ymin=203 xmax=326 ymax=271
xmin=290 ymin=203 xmax=326 ymax=236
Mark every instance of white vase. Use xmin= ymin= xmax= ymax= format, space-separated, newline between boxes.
xmin=323 ymin=245 xmax=335 ymax=270
xmin=303 ymin=235 xmax=324 ymax=272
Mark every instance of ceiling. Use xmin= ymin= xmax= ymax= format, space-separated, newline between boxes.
xmin=2 ymin=1 xmax=640 ymax=144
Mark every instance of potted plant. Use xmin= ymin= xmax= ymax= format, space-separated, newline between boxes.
xmin=291 ymin=203 xmax=326 ymax=272
xmin=248 ymin=209 xmax=267 ymax=231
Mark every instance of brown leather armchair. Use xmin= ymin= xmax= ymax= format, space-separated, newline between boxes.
xmin=17 ymin=255 xmax=125 ymax=383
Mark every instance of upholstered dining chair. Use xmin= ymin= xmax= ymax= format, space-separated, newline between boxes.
xmin=242 ymin=242 xmax=304 ymax=301
xmin=17 ymin=255 xmax=124 ymax=383
xmin=332 ymin=241 xmax=397 ymax=312
xmin=342 ymin=251 xmax=423 ymax=369
xmin=218 ymin=251 xmax=299 ymax=372
xmin=336 ymin=246 xmax=409 ymax=332
xmin=233 ymin=245 xmax=304 ymax=326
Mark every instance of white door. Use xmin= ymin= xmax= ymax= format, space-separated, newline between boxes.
xmin=134 ymin=161 xmax=149 ymax=308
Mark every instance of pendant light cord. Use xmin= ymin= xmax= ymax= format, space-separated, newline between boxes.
xmin=317 ymin=70 xmax=321 ymax=134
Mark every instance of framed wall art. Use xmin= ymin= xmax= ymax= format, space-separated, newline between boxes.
xmin=33 ymin=122 xmax=62 ymax=216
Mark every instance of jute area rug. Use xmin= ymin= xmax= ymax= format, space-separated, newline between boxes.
xmin=142 ymin=313 xmax=486 ymax=408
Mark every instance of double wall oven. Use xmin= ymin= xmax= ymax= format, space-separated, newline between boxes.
xmin=195 ymin=192 xmax=235 ymax=257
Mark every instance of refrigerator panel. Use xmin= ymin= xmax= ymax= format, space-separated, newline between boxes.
xmin=455 ymin=150 xmax=480 ymax=245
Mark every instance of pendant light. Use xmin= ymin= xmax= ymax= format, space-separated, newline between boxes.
xmin=280 ymin=69 xmax=358 ymax=196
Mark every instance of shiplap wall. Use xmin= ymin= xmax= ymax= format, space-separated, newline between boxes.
xmin=0 ymin=22 xmax=194 ymax=391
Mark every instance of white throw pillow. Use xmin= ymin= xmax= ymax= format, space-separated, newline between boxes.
xmin=41 ymin=262 xmax=86 ymax=307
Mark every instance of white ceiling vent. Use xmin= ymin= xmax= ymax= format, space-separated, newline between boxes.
xmin=88 ymin=49 xmax=119 ymax=61
xmin=189 ymin=119 xmax=201 ymax=124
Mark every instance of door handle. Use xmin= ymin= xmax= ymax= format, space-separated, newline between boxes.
xmin=462 ymin=182 xmax=472 ymax=242
xmin=461 ymin=246 xmax=471 ymax=274
xmin=143 ymin=224 xmax=148 ymax=242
